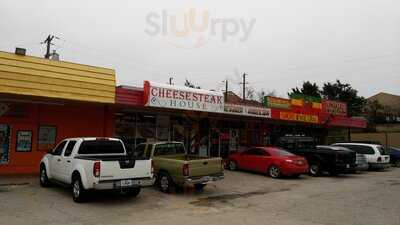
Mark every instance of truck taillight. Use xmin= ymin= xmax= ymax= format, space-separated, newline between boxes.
xmin=183 ymin=164 xmax=189 ymax=177
xmin=93 ymin=161 xmax=101 ymax=178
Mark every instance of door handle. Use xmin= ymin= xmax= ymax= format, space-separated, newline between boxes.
xmin=57 ymin=159 xmax=61 ymax=162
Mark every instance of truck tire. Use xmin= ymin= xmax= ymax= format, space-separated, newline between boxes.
xmin=39 ymin=165 xmax=51 ymax=187
xmin=158 ymin=172 xmax=174 ymax=193
xmin=72 ymin=174 xmax=86 ymax=203
xmin=309 ymin=162 xmax=321 ymax=177
xmin=268 ymin=165 xmax=281 ymax=178
xmin=194 ymin=184 xmax=206 ymax=191
xmin=126 ymin=187 xmax=141 ymax=197
xmin=228 ymin=160 xmax=238 ymax=171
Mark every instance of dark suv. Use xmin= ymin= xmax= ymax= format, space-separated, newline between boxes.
xmin=287 ymin=145 xmax=357 ymax=176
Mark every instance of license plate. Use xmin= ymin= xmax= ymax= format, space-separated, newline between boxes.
xmin=121 ymin=180 xmax=133 ymax=187
xmin=346 ymin=164 xmax=350 ymax=168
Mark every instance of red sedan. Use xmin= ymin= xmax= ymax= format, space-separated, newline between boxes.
xmin=227 ymin=147 xmax=309 ymax=178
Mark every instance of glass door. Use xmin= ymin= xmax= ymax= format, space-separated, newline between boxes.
xmin=0 ymin=124 xmax=11 ymax=165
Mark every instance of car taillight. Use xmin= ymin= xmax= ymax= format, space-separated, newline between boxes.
xmin=377 ymin=157 xmax=382 ymax=162
xmin=183 ymin=164 xmax=189 ymax=177
xmin=93 ymin=161 xmax=101 ymax=178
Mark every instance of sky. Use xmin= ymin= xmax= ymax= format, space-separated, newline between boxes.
xmin=0 ymin=0 xmax=399 ymax=98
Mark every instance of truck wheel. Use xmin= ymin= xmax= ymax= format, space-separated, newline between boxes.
xmin=194 ymin=184 xmax=206 ymax=191
xmin=39 ymin=165 xmax=51 ymax=187
xmin=126 ymin=187 xmax=141 ymax=197
xmin=309 ymin=163 xmax=321 ymax=177
xmin=268 ymin=165 xmax=281 ymax=178
xmin=72 ymin=175 xmax=86 ymax=203
xmin=158 ymin=172 xmax=174 ymax=193
xmin=228 ymin=160 xmax=238 ymax=171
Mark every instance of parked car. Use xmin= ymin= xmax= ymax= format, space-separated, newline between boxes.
xmin=40 ymin=137 xmax=154 ymax=202
xmin=227 ymin=147 xmax=308 ymax=178
xmin=353 ymin=153 xmax=369 ymax=172
xmin=133 ymin=142 xmax=224 ymax=193
xmin=388 ymin=146 xmax=400 ymax=167
xmin=287 ymin=145 xmax=356 ymax=176
xmin=332 ymin=143 xmax=390 ymax=170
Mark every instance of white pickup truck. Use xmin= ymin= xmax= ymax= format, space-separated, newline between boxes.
xmin=40 ymin=137 xmax=154 ymax=202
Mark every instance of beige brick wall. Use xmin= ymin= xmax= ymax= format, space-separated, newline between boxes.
xmin=351 ymin=132 xmax=400 ymax=148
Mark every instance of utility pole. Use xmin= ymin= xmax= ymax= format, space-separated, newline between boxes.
xmin=43 ymin=35 xmax=54 ymax=59
xmin=224 ymin=80 xmax=228 ymax=102
xmin=169 ymin=77 xmax=173 ymax=85
xmin=242 ymin=73 xmax=247 ymax=100
xmin=42 ymin=35 xmax=59 ymax=59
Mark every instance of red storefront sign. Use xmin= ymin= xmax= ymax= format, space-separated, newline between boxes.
xmin=322 ymin=100 xmax=347 ymax=116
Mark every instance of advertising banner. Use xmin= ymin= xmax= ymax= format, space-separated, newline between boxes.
xmin=144 ymin=81 xmax=224 ymax=113
xmin=263 ymin=96 xmax=291 ymax=109
xmin=224 ymin=104 xmax=272 ymax=118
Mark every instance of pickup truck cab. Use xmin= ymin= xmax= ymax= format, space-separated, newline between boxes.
xmin=287 ymin=145 xmax=356 ymax=176
xmin=40 ymin=137 xmax=154 ymax=202
xmin=134 ymin=142 xmax=224 ymax=193
xmin=332 ymin=143 xmax=390 ymax=170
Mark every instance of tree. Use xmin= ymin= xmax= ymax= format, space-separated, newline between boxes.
xmin=321 ymin=80 xmax=366 ymax=116
xmin=288 ymin=81 xmax=321 ymax=98
xmin=184 ymin=79 xmax=201 ymax=89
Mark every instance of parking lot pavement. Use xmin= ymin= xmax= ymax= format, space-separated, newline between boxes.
xmin=1 ymin=169 xmax=400 ymax=225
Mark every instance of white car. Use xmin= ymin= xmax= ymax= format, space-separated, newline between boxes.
xmin=332 ymin=143 xmax=390 ymax=170
xmin=40 ymin=137 xmax=154 ymax=202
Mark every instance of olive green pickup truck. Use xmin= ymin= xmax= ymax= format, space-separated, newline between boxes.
xmin=133 ymin=142 xmax=224 ymax=192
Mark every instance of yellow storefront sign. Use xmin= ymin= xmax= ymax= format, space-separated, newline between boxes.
xmin=279 ymin=111 xmax=319 ymax=124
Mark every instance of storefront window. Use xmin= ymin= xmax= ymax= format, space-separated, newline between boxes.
xmin=0 ymin=124 xmax=10 ymax=164
xmin=38 ymin=125 xmax=57 ymax=150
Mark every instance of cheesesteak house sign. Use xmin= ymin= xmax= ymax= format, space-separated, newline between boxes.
xmin=144 ymin=81 xmax=224 ymax=113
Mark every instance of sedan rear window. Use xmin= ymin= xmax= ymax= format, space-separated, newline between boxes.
xmin=78 ymin=140 xmax=125 ymax=155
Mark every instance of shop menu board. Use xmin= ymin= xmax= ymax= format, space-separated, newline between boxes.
xmin=38 ymin=126 xmax=57 ymax=150
xmin=144 ymin=81 xmax=224 ymax=113
xmin=16 ymin=131 xmax=32 ymax=152
xmin=0 ymin=124 xmax=10 ymax=164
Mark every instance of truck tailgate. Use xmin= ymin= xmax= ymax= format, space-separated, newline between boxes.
xmin=99 ymin=159 xmax=152 ymax=181
xmin=188 ymin=157 xmax=222 ymax=177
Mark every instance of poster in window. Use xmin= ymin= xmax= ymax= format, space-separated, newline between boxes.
xmin=38 ymin=126 xmax=57 ymax=150
xmin=16 ymin=131 xmax=32 ymax=152
xmin=0 ymin=124 xmax=10 ymax=165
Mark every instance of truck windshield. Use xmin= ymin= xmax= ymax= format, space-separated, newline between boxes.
xmin=78 ymin=140 xmax=125 ymax=155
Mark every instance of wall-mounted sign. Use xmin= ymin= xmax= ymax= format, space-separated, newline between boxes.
xmin=38 ymin=126 xmax=57 ymax=150
xmin=279 ymin=111 xmax=319 ymax=124
xmin=290 ymin=93 xmax=322 ymax=110
xmin=263 ymin=96 xmax=291 ymax=109
xmin=322 ymin=100 xmax=347 ymax=116
xmin=16 ymin=130 xmax=32 ymax=152
xmin=144 ymin=81 xmax=224 ymax=113
xmin=224 ymin=104 xmax=272 ymax=118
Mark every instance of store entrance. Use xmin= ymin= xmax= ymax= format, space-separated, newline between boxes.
xmin=0 ymin=124 xmax=11 ymax=165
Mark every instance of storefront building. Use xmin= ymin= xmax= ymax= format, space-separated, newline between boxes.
xmin=0 ymin=50 xmax=367 ymax=174
xmin=0 ymin=51 xmax=116 ymax=174
xmin=114 ymin=81 xmax=367 ymax=159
